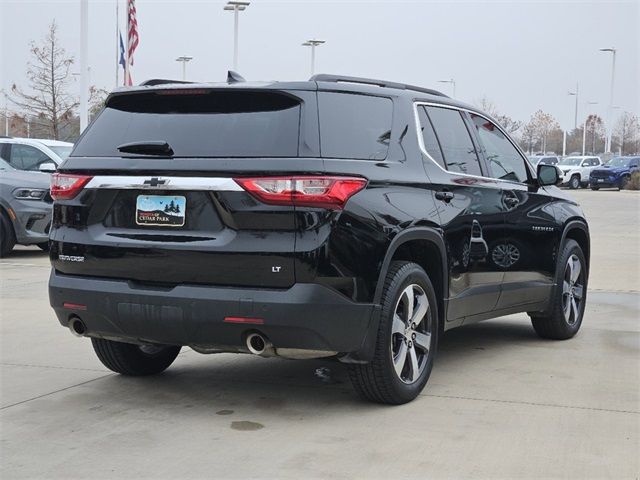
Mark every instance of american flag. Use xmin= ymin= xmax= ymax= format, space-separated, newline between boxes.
xmin=124 ymin=0 xmax=139 ymax=86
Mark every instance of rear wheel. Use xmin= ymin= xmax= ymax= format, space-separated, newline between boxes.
xmin=348 ymin=261 xmax=438 ymax=405
xmin=530 ymin=239 xmax=587 ymax=340
xmin=0 ymin=212 xmax=16 ymax=258
xmin=37 ymin=242 xmax=49 ymax=252
xmin=91 ymin=338 xmax=181 ymax=376
xmin=569 ymin=175 xmax=580 ymax=189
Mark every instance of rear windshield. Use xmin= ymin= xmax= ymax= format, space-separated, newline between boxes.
xmin=72 ymin=90 xmax=301 ymax=158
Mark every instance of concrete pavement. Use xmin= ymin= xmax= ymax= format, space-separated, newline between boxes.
xmin=1 ymin=189 xmax=638 ymax=479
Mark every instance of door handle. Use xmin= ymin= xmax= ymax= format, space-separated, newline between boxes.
xmin=435 ymin=190 xmax=454 ymax=203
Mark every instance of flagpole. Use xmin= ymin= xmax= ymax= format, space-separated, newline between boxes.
xmin=115 ymin=0 xmax=119 ymax=87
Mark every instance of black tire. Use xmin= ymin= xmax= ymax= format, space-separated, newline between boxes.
xmin=590 ymin=185 xmax=599 ymax=191
xmin=348 ymin=261 xmax=438 ymax=405
xmin=620 ymin=175 xmax=630 ymax=190
xmin=37 ymin=242 xmax=49 ymax=251
xmin=0 ymin=212 xmax=16 ymax=258
xmin=91 ymin=338 xmax=181 ymax=376
xmin=530 ymin=239 xmax=587 ymax=340
xmin=569 ymin=175 xmax=580 ymax=189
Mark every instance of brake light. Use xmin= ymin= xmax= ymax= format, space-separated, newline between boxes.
xmin=234 ymin=176 xmax=367 ymax=210
xmin=50 ymin=174 xmax=93 ymax=201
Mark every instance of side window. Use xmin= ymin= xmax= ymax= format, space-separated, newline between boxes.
xmin=469 ymin=113 xmax=529 ymax=183
xmin=417 ymin=106 xmax=445 ymax=168
xmin=9 ymin=144 xmax=50 ymax=171
xmin=424 ymin=106 xmax=482 ymax=176
xmin=318 ymin=92 xmax=392 ymax=160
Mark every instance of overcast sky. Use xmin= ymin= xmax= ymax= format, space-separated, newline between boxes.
xmin=1 ymin=0 xmax=638 ymax=129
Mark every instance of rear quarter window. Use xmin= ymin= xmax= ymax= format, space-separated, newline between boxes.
xmin=318 ymin=92 xmax=392 ymax=160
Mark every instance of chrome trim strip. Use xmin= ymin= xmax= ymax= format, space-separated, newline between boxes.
xmin=84 ymin=176 xmax=243 ymax=191
xmin=413 ymin=101 xmax=535 ymax=184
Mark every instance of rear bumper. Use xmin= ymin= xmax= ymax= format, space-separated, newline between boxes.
xmin=49 ymin=270 xmax=378 ymax=358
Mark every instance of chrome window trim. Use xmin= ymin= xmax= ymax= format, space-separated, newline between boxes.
xmin=413 ymin=101 xmax=534 ymax=185
xmin=84 ymin=176 xmax=243 ymax=191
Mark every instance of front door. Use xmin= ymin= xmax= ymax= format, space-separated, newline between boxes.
xmin=467 ymin=112 xmax=557 ymax=310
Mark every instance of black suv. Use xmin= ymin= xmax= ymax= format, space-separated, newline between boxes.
xmin=48 ymin=74 xmax=590 ymax=404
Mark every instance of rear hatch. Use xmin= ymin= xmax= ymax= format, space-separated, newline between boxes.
xmin=50 ymin=87 xmax=318 ymax=288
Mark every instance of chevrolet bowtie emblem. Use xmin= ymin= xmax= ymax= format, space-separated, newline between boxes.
xmin=143 ymin=178 xmax=168 ymax=187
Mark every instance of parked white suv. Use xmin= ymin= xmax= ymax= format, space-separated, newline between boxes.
xmin=558 ymin=156 xmax=602 ymax=189
xmin=0 ymin=138 xmax=73 ymax=172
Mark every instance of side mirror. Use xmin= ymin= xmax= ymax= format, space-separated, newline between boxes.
xmin=537 ymin=163 xmax=562 ymax=187
xmin=38 ymin=162 xmax=57 ymax=173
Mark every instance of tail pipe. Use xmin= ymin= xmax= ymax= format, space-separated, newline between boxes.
xmin=68 ymin=317 xmax=87 ymax=337
xmin=245 ymin=332 xmax=275 ymax=357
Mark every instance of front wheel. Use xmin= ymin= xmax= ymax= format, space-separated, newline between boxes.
xmin=530 ymin=239 xmax=587 ymax=340
xmin=348 ymin=261 xmax=438 ymax=405
xmin=91 ymin=338 xmax=181 ymax=376
xmin=590 ymin=185 xmax=600 ymax=191
xmin=0 ymin=212 xmax=16 ymax=258
xmin=569 ymin=175 xmax=581 ymax=189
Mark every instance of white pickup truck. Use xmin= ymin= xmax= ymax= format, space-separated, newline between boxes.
xmin=558 ymin=156 xmax=602 ymax=189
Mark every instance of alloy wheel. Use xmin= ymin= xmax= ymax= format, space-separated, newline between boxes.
xmin=562 ymin=254 xmax=585 ymax=325
xmin=390 ymin=284 xmax=432 ymax=384
xmin=492 ymin=243 xmax=520 ymax=268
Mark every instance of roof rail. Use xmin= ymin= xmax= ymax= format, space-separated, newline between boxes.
xmin=310 ymin=74 xmax=448 ymax=98
xmin=139 ymin=79 xmax=194 ymax=86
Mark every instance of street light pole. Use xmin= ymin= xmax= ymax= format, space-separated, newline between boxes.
xmin=599 ymin=47 xmax=616 ymax=152
xmin=223 ymin=1 xmax=250 ymax=71
xmin=175 ymin=56 xmax=193 ymax=81
xmin=437 ymin=79 xmax=456 ymax=97
xmin=302 ymin=39 xmax=325 ymax=76
xmin=568 ymin=82 xmax=579 ymax=130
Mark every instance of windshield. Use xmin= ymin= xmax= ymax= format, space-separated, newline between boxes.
xmin=559 ymin=157 xmax=582 ymax=166
xmin=607 ymin=157 xmax=632 ymax=167
xmin=49 ymin=145 xmax=73 ymax=160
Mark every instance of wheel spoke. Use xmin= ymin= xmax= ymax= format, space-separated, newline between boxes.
xmin=401 ymin=286 xmax=414 ymax=321
xmin=414 ymin=331 xmax=431 ymax=352
xmin=571 ymin=297 xmax=579 ymax=323
xmin=408 ymin=346 xmax=420 ymax=383
xmin=410 ymin=293 xmax=428 ymax=326
xmin=394 ymin=342 xmax=408 ymax=377
xmin=563 ymin=296 xmax=571 ymax=320
xmin=562 ymin=280 xmax=571 ymax=295
xmin=392 ymin=314 xmax=405 ymax=336
xmin=570 ymin=257 xmax=581 ymax=284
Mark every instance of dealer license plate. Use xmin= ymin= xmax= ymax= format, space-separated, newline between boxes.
xmin=136 ymin=195 xmax=186 ymax=227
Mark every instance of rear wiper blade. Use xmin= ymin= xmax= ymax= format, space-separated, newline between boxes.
xmin=117 ymin=141 xmax=174 ymax=156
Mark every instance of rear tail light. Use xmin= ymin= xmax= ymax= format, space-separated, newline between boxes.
xmin=50 ymin=173 xmax=93 ymax=200
xmin=234 ymin=176 xmax=367 ymax=210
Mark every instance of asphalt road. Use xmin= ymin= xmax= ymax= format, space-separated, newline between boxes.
xmin=1 ymin=189 xmax=638 ymax=479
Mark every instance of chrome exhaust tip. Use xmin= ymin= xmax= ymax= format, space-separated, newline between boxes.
xmin=68 ymin=317 xmax=87 ymax=337
xmin=246 ymin=332 xmax=273 ymax=356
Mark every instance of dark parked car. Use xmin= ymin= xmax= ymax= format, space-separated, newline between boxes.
xmin=0 ymin=158 xmax=53 ymax=257
xmin=48 ymin=74 xmax=590 ymax=404
xmin=589 ymin=156 xmax=640 ymax=190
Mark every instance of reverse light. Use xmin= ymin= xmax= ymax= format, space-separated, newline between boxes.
xmin=50 ymin=173 xmax=93 ymax=201
xmin=234 ymin=176 xmax=367 ymax=210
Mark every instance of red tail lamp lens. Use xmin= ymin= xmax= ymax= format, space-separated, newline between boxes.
xmin=234 ymin=176 xmax=367 ymax=210
xmin=51 ymin=174 xmax=93 ymax=200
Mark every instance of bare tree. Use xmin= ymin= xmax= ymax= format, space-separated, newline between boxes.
xmin=9 ymin=21 xmax=78 ymax=140
xmin=474 ymin=96 xmax=522 ymax=134
xmin=613 ymin=112 xmax=640 ymax=155
xmin=585 ymin=114 xmax=606 ymax=154
xmin=528 ymin=110 xmax=560 ymax=154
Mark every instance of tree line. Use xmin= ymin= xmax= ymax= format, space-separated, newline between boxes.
xmin=3 ymin=21 xmax=640 ymax=156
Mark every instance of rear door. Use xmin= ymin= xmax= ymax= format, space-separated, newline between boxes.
xmin=418 ymin=105 xmax=506 ymax=321
xmin=51 ymin=88 xmax=318 ymax=289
